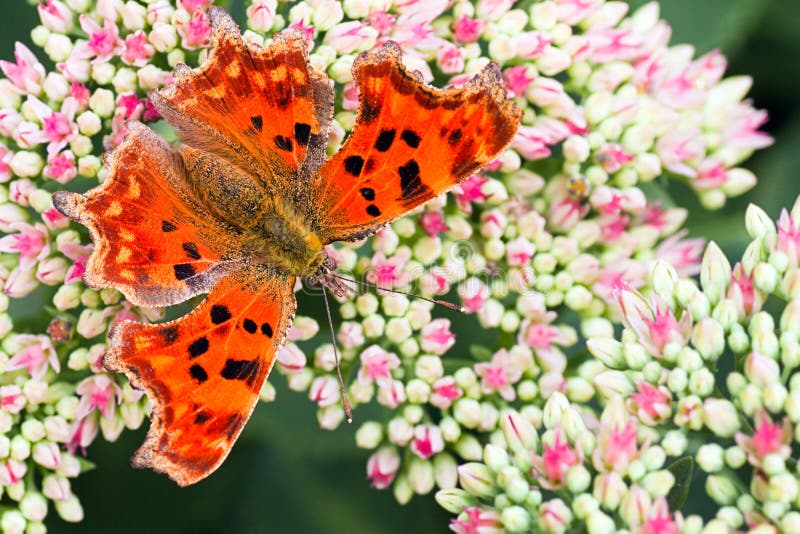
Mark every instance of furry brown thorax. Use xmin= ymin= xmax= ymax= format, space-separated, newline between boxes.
xmin=182 ymin=146 xmax=326 ymax=277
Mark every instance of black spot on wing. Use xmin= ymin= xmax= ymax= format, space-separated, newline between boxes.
xmin=194 ymin=411 xmax=211 ymax=424
xmin=401 ymin=129 xmax=421 ymax=148
xmin=182 ymin=242 xmax=201 ymax=260
xmin=448 ymin=129 xmax=462 ymax=144
xmin=174 ymin=263 xmax=195 ymax=281
xmin=366 ymin=204 xmax=381 ymax=217
xmin=210 ymin=305 xmax=231 ymax=324
xmin=220 ymin=358 xmax=261 ymax=387
xmin=274 ymin=135 xmax=292 ymax=151
xmin=243 ymin=318 xmax=257 ymax=334
xmin=361 ymin=101 xmax=380 ymax=123
xmin=261 ymin=322 xmax=273 ymax=337
xmin=188 ymin=337 xmax=209 ymax=359
xmin=161 ymin=220 xmax=177 ymax=232
xmin=398 ymin=159 xmax=430 ymax=201
xmin=250 ymin=115 xmax=263 ymax=131
xmin=160 ymin=326 xmax=179 ymax=344
xmin=375 ymin=129 xmax=396 ymax=152
xmin=360 ymin=188 xmax=375 ymax=201
xmin=294 ymin=123 xmax=311 ymax=146
xmin=189 ymin=364 xmax=208 ymax=384
xmin=344 ymin=155 xmax=364 ymax=176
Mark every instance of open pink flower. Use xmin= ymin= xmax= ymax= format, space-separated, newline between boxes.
xmin=532 ymin=428 xmax=579 ymax=489
xmin=358 ymin=345 xmax=400 ymax=387
xmin=474 ymin=349 xmax=523 ymax=401
xmin=641 ymin=497 xmax=679 ymax=534
xmin=593 ymin=419 xmax=640 ymax=473
xmin=506 ymin=237 xmax=536 ymax=266
xmin=122 ymin=31 xmax=155 ymax=66
xmin=654 ymin=231 xmax=704 ymax=276
xmin=0 ymin=385 xmax=26 ymax=414
xmin=450 ymin=507 xmax=502 ymax=534
xmin=324 ymin=21 xmax=376 ymax=54
xmin=44 ymin=150 xmax=78 ymax=183
xmin=420 ymin=210 xmax=449 ymax=236
xmin=615 ymin=286 xmax=692 ymax=356
xmin=0 ymin=222 xmax=49 ymax=268
xmin=6 ymin=334 xmax=59 ymax=380
xmin=735 ymin=412 xmax=792 ymax=468
xmin=519 ymin=318 xmax=568 ymax=357
xmin=453 ymin=174 xmax=488 ymax=212
xmin=421 ymin=318 xmax=456 ymax=355
xmin=0 ymin=42 xmax=45 ymax=94
xmin=630 ymin=382 xmax=672 ymax=426
xmin=178 ymin=9 xmax=212 ymax=50
xmin=366 ymin=249 xmax=412 ymax=288
xmin=76 ymin=374 xmax=121 ymax=420
xmin=453 ymin=15 xmax=485 ymax=43
xmin=458 ymin=278 xmax=490 ymax=313
xmin=504 ymin=65 xmax=535 ymax=97
xmin=79 ymin=15 xmax=124 ymax=63
xmin=26 ymin=95 xmax=79 ymax=156
xmin=430 ymin=376 xmax=462 ymax=409
xmin=179 ymin=0 xmax=212 ymax=12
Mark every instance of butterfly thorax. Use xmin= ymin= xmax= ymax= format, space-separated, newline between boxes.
xmin=183 ymin=146 xmax=325 ymax=277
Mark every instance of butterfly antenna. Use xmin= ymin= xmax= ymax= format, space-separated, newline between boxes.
xmin=332 ymin=274 xmax=465 ymax=312
xmin=321 ymin=285 xmax=353 ymax=423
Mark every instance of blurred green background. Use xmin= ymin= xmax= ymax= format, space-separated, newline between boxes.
xmin=2 ymin=1 xmax=799 ymax=533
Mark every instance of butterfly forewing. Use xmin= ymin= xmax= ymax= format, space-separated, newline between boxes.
xmin=311 ymin=43 xmax=522 ymax=243
xmin=151 ymin=9 xmax=332 ymax=191
xmin=53 ymin=121 xmax=235 ymax=308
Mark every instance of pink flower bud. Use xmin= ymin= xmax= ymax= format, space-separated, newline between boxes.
xmin=410 ymin=424 xmax=444 ymax=459
xmin=277 ymin=343 xmax=306 ymax=374
xmin=32 ymin=441 xmax=61 ymax=469
xmin=308 ymin=376 xmax=339 ymax=407
xmin=247 ymin=0 xmax=277 ymax=32
xmin=366 ymin=447 xmax=400 ymax=489
xmin=42 ymin=474 xmax=71 ymax=501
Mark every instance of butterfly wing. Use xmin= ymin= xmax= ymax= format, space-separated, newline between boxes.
xmin=105 ymin=269 xmax=296 ymax=486
xmin=53 ymin=121 xmax=236 ymax=308
xmin=311 ymin=43 xmax=522 ymax=243
xmin=151 ymin=7 xmax=332 ymax=190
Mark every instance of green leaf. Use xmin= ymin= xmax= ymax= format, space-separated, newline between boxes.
xmin=666 ymin=456 xmax=695 ymax=510
xmin=469 ymin=344 xmax=494 ymax=361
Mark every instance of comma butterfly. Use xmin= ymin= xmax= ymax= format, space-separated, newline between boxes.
xmin=52 ymin=8 xmax=521 ymax=486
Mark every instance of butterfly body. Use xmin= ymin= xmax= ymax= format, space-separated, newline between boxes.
xmin=181 ymin=144 xmax=326 ymax=277
xmin=53 ymin=7 xmax=521 ymax=486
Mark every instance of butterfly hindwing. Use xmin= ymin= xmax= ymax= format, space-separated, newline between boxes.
xmin=312 ymin=43 xmax=522 ymax=243
xmin=151 ymin=8 xmax=333 ymax=190
xmin=53 ymin=121 xmax=233 ymax=308
xmin=104 ymin=270 xmax=296 ymax=486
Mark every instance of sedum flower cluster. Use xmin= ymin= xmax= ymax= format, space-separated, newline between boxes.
xmin=0 ymin=0 xmax=778 ymax=531
xmin=439 ymin=195 xmax=800 ymax=532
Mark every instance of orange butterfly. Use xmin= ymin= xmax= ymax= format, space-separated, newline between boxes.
xmin=53 ymin=8 xmax=521 ymax=486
